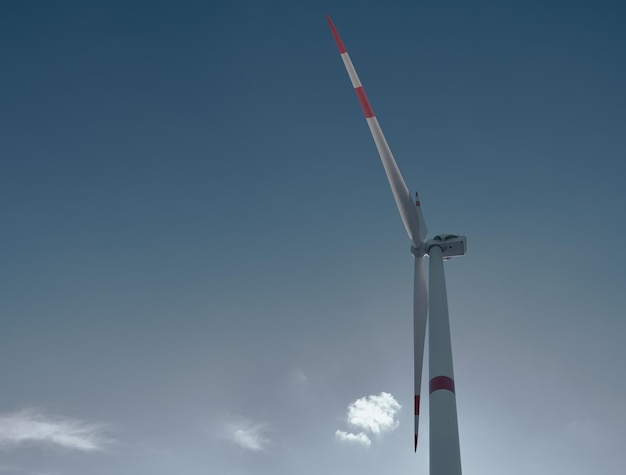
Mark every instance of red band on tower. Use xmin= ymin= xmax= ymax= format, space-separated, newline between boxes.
xmin=429 ymin=375 xmax=455 ymax=394
xmin=414 ymin=395 xmax=420 ymax=415
xmin=355 ymin=87 xmax=375 ymax=118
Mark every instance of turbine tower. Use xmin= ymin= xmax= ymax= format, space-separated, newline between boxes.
xmin=326 ymin=16 xmax=465 ymax=475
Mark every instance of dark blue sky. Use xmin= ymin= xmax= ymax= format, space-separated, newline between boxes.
xmin=1 ymin=1 xmax=625 ymax=474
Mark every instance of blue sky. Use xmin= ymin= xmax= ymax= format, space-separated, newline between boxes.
xmin=1 ymin=1 xmax=625 ymax=474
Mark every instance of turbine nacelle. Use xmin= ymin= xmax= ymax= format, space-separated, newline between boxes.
xmin=411 ymin=235 xmax=466 ymax=259
xmin=426 ymin=234 xmax=467 ymax=259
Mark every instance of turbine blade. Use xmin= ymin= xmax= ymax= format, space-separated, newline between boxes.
xmin=326 ymin=15 xmax=427 ymax=245
xmin=413 ymin=255 xmax=428 ymax=450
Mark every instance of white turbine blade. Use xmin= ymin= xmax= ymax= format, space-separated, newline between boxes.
xmin=413 ymin=255 xmax=428 ymax=451
xmin=326 ymin=15 xmax=428 ymax=246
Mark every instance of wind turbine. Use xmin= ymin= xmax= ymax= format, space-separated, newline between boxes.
xmin=326 ymin=16 xmax=466 ymax=475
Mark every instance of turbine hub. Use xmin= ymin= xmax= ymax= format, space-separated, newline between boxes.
xmin=425 ymin=234 xmax=467 ymax=259
xmin=410 ymin=244 xmax=426 ymax=258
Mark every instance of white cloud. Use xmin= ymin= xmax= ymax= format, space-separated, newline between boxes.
xmin=346 ymin=392 xmax=401 ymax=434
xmin=335 ymin=392 xmax=401 ymax=448
xmin=335 ymin=430 xmax=371 ymax=447
xmin=228 ymin=419 xmax=269 ymax=452
xmin=0 ymin=409 xmax=109 ymax=451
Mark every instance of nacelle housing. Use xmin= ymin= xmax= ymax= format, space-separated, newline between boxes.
xmin=426 ymin=234 xmax=467 ymax=259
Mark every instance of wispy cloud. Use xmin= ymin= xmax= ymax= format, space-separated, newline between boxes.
xmin=0 ymin=465 xmax=54 ymax=475
xmin=227 ymin=419 xmax=269 ymax=452
xmin=335 ymin=392 xmax=401 ymax=447
xmin=563 ymin=418 xmax=610 ymax=448
xmin=335 ymin=430 xmax=371 ymax=447
xmin=291 ymin=367 xmax=308 ymax=385
xmin=0 ymin=409 xmax=110 ymax=451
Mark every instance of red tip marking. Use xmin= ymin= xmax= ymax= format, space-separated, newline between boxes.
xmin=326 ymin=15 xmax=347 ymax=54
xmin=355 ymin=87 xmax=375 ymax=118
xmin=414 ymin=395 xmax=420 ymax=415
xmin=414 ymin=434 xmax=418 ymax=452
xmin=429 ymin=376 xmax=455 ymax=394
xmin=415 ymin=200 xmax=421 ymax=206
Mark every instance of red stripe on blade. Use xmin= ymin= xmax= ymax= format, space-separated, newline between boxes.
xmin=414 ymin=395 xmax=420 ymax=415
xmin=326 ymin=15 xmax=347 ymax=53
xmin=429 ymin=376 xmax=455 ymax=394
xmin=355 ymin=87 xmax=375 ymax=118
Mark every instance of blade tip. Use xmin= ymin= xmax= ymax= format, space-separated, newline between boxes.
xmin=325 ymin=14 xmax=347 ymax=54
